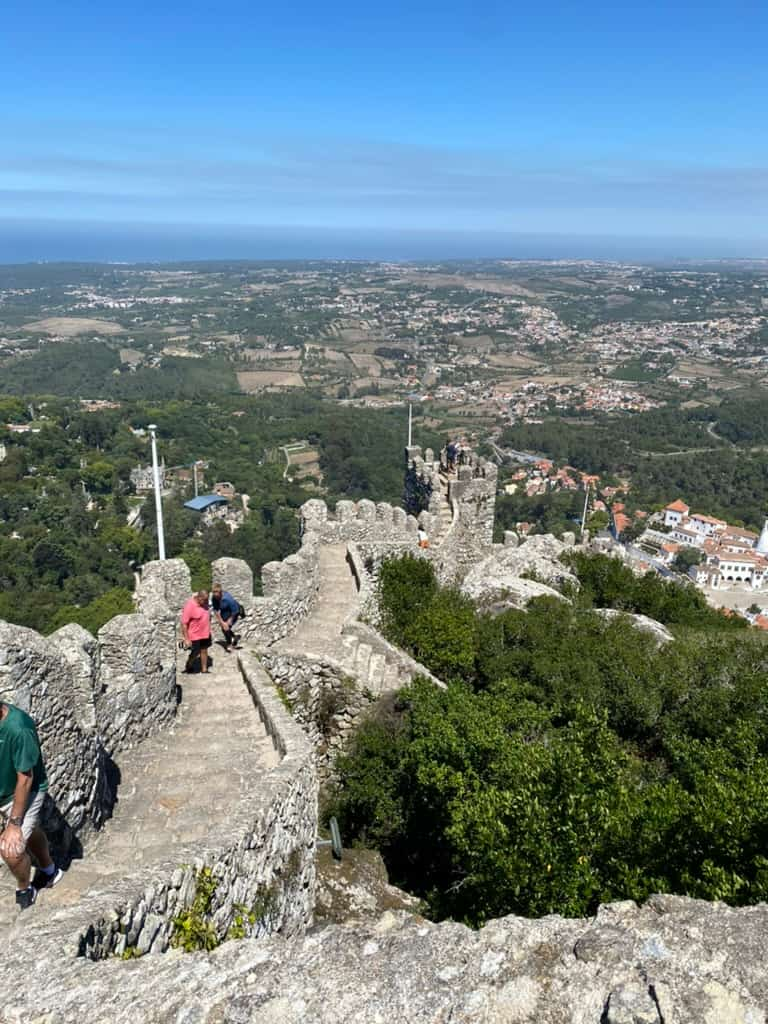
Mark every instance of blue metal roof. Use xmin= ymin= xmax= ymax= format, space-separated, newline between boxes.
xmin=183 ymin=494 xmax=229 ymax=512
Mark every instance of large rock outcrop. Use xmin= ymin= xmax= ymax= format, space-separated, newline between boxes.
xmin=595 ymin=608 xmax=674 ymax=646
xmin=5 ymin=896 xmax=768 ymax=1022
xmin=461 ymin=534 xmax=578 ymax=609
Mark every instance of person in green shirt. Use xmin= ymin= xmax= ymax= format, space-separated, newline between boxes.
xmin=0 ymin=702 xmax=62 ymax=911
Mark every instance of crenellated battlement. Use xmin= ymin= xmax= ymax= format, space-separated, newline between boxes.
xmin=301 ymin=496 xmax=421 ymax=544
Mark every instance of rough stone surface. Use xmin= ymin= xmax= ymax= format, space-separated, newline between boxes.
xmin=314 ymin=846 xmax=421 ymax=924
xmin=475 ymin=576 xmax=569 ymax=613
xmin=0 ymin=621 xmax=110 ymax=847
xmin=134 ymin=558 xmax=192 ymax=619
xmin=48 ymin=622 xmax=99 ymax=731
xmin=211 ymin=556 xmax=253 ymax=606
xmin=3 ymin=896 xmax=768 ymax=1022
xmin=96 ymin=612 xmax=177 ymax=757
xmin=461 ymin=533 xmax=578 ymax=606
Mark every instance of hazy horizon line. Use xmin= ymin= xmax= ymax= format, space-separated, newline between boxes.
xmin=0 ymin=218 xmax=766 ymax=265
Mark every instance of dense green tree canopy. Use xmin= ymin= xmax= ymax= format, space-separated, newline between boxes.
xmin=328 ymin=554 xmax=766 ymax=926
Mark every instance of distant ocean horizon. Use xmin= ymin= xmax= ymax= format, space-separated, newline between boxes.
xmin=0 ymin=220 xmax=765 ymax=265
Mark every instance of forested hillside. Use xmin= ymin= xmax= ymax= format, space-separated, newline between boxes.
xmin=501 ymin=392 xmax=768 ymax=528
xmin=0 ymin=395 xmax=439 ymax=633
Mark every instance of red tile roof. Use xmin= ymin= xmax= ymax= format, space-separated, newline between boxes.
xmin=665 ymin=499 xmax=689 ymax=513
xmin=613 ymin=512 xmax=631 ymax=535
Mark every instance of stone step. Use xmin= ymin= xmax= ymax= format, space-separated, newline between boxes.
xmin=340 ymin=635 xmax=359 ymax=664
xmin=354 ymin=642 xmax=372 ymax=679
xmin=382 ymin=662 xmax=402 ymax=691
xmin=367 ymin=652 xmax=387 ymax=691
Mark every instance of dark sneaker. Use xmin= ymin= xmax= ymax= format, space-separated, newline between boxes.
xmin=15 ymin=887 xmax=36 ymax=911
xmin=32 ymin=866 xmax=63 ymax=890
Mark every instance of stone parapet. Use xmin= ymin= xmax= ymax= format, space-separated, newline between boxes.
xmin=301 ymin=498 xmax=418 ymax=545
xmin=239 ymin=531 xmax=322 ymax=646
xmin=346 ymin=539 xmax=427 ymax=623
xmin=134 ymin=558 xmax=191 ymax=619
xmin=259 ymin=649 xmax=373 ymax=777
xmin=96 ymin=612 xmax=178 ymax=758
xmin=210 ymin=556 xmax=253 ymax=604
xmin=341 ymin=619 xmax=445 ymax=692
xmin=0 ymin=622 xmax=111 ymax=850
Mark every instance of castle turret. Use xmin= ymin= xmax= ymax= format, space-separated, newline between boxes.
xmin=757 ymin=518 xmax=768 ymax=555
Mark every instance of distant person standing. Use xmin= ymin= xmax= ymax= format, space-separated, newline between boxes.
xmin=211 ymin=583 xmax=242 ymax=653
xmin=181 ymin=590 xmax=212 ymax=673
xmin=0 ymin=702 xmax=62 ymax=911
xmin=446 ymin=441 xmax=458 ymax=473
xmin=417 ymin=525 xmax=430 ymax=549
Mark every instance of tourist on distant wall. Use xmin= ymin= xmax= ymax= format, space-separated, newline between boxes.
xmin=181 ymin=590 xmax=212 ymax=673
xmin=446 ymin=441 xmax=458 ymax=472
xmin=0 ymin=702 xmax=62 ymax=910
xmin=418 ymin=525 xmax=430 ymax=549
xmin=211 ymin=584 xmax=243 ymax=653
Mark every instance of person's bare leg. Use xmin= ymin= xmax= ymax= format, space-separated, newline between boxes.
xmin=26 ymin=826 xmax=53 ymax=870
xmin=2 ymin=849 xmax=31 ymax=889
xmin=200 ymin=647 xmax=209 ymax=673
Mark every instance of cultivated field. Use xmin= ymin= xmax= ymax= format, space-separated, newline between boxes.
xmin=22 ymin=317 xmax=125 ymax=336
xmin=242 ymin=347 xmax=301 ymax=361
xmin=348 ymin=353 xmax=382 ymax=375
xmin=237 ymin=370 xmax=305 ymax=391
xmin=487 ymin=352 xmax=543 ymax=368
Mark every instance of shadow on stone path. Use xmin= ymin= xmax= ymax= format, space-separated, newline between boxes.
xmin=0 ymin=648 xmax=278 ymax=934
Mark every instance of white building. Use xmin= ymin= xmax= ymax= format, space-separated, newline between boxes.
xmin=664 ymin=499 xmax=690 ymax=527
xmin=687 ymin=513 xmax=727 ymax=539
xmin=709 ymin=551 xmax=768 ymax=589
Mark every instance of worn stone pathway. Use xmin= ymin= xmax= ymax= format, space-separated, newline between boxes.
xmin=0 ymin=647 xmax=278 ymax=933
xmin=270 ymin=472 xmax=454 ymax=692
xmin=274 ymin=543 xmax=359 ymax=662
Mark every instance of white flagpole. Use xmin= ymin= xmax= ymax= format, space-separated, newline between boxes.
xmin=580 ymin=482 xmax=590 ymax=536
xmin=148 ymin=424 xmax=166 ymax=560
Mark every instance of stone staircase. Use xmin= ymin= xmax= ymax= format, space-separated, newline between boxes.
xmin=0 ymin=648 xmax=278 ymax=934
xmin=270 ymin=543 xmax=405 ymax=695
xmin=433 ymin=467 xmax=454 ymax=542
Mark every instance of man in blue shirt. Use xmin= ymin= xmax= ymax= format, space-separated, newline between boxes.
xmin=211 ymin=584 xmax=242 ymax=652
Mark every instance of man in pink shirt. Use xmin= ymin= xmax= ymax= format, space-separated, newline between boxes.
xmin=181 ymin=590 xmax=212 ymax=674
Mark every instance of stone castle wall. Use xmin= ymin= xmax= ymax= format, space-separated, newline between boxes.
xmin=0 ymin=556 xmax=187 ymax=856
xmin=0 ymin=622 xmax=111 ymax=850
xmin=212 ymin=532 xmax=322 ymax=646
xmin=432 ymin=453 xmax=498 ymax=585
xmin=259 ymin=649 xmax=374 ymax=777
xmin=0 ymin=654 xmax=316 ymax=981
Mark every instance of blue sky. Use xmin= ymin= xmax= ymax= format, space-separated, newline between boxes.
xmin=2 ymin=0 xmax=767 ymax=256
